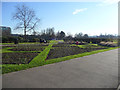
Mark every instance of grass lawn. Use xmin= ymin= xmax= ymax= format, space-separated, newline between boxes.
xmin=70 ymin=43 xmax=102 ymax=48
xmin=2 ymin=40 xmax=118 ymax=74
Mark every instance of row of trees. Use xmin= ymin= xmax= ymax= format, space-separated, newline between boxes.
xmin=3 ymin=4 xmax=117 ymax=44
xmin=2 ymin=30 xmax=118 ymax=43
xmin=1 ymin=29 xmax=65 ymax=43
xmin=38 ymin=28 xmax=65 ymax=40
xmin=11 ymin=4 xmax=118 ymax=41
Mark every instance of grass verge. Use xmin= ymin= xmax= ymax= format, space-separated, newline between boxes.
xmin=29 ymin=44 xmax=53 ymax=66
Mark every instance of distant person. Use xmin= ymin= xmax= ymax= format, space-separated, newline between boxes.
xmin=76 ymin=41 xmax=79 ymax=45
xmin=14 ymin=38 xmax=18 ymax=44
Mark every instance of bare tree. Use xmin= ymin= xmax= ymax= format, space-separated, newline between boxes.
xmin=12 ymin=4 xmax=40 ymax=39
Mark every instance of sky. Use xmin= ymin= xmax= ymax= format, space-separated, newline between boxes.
xmin=1 ymin=0 xmax=118 ymax=36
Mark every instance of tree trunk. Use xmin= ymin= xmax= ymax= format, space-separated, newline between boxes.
xmin=24 ymin=29 xmax=26 ymax=40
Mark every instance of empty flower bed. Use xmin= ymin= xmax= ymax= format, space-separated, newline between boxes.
xmin=2 ymin=45 xmax=16 ymax=49
xmin=52 ymin=43 xmax=72 ymax=47
xmin=2 ymin=52 xmax=39 ymax=64
xmin=2 ymin=44 xmax=48 ymax=64
xmin=8 ymin=44 xmax=48 ymax=51
xmin=2 ymin=40 xmax=118 ymax=74
xmin=46 ymin=43 xmax=107 ymax=60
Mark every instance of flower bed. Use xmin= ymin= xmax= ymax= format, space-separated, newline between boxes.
xmin=2 ymin=52 xmax=39 ymax=64
xmin=46 ymin=43 xmax=107 ymax=60
xmin=9 ymin=44 xmax=47 ymax=51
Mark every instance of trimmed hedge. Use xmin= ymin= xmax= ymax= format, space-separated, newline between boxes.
xmin=73 ymin=38 xmax=111 ymax=44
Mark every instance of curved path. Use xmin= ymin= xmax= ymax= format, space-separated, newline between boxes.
xmin=3 ymin=49 xmax=118 ymax=88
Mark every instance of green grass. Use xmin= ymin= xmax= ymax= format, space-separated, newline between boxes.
xmin=70 ymin=44 xmax=98 ymax=48
xmin=71 ymin=43 xmax=108 ymax=49
xmin=77 ymin=45 xmax=86 ymax=48
xmin=2 ymin=47 xmax=15 ymax=53
xmin=1 ymin=43 xmax=14 ymax=45
xmin=70 ymin=44 xmax=85 ymax=48
xmin=2 ymin=40 xmax=118 ymax=74
xmin=2 ymin=64 xmax=30 ymax=74
xmin=88 ymin=43 xmax=98 ymax=46
xmin=29 ymin=44 xmax=53 ymax=66
xmin=0 ymin=49 xmax=2 ymax=53
xmin=50 ymin=40 xmax=59 ymax=43
xmin=113 ymin=41 xmax=118 ymax=44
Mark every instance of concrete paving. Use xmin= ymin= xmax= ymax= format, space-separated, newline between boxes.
xmin=2 ymin=49 xmax=118 ymax=88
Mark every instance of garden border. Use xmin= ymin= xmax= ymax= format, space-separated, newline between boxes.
xmin=2 ymin=41 xmax=55 ymax=74
xmin=2 ymin=41 xmax=118 ymax=74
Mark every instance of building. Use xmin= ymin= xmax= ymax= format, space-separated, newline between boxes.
xmin=0 ymin=26 xmax=11 ymax=36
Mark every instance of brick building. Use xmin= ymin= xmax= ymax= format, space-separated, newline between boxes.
xmin=0 ymin=26 xmax=11 ymax=36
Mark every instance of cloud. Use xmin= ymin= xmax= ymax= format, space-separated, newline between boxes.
xmin=72 ymin=8 xmax=87 ymax=15
xmin=97 ymin=0 xmax=120 ymax=6
xmin=103 ymin=0 xmax=119 ymax=4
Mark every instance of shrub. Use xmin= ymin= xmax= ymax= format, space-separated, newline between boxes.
xmin=99 ymin=42 xmax=117 ymax=47
xmin=2 ymin=36 xmax=17 ymax=43
xmin=90 ymin=38 xmax=101 ymax=44
xmin=2 ymin=37 xmax=8 ymax=43
xmin=14 ymin=39 xmax=18 ymax=44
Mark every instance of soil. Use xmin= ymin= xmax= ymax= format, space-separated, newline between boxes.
xmin=2 ymin=52 xmax=39 ymax=64
xmin=9 ymin=44 xmax=47 ymax=51
xmin=46 ymin=43 xmax=107 ymax=60
xmin=52 ymin=43 xmax=73 ymax=47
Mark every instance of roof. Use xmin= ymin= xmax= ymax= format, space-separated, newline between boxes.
xmin=0 ymin=26 xmax=11 ymax=30
xmin=0 ymin=26 xmax=11 ymax=28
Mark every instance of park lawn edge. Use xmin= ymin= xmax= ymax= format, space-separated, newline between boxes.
xmin=2 ymin=44 xmax=118 ymax=74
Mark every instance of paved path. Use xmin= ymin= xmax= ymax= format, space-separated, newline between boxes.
xmin=2 ymin=49 xmax=118 ymax=88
